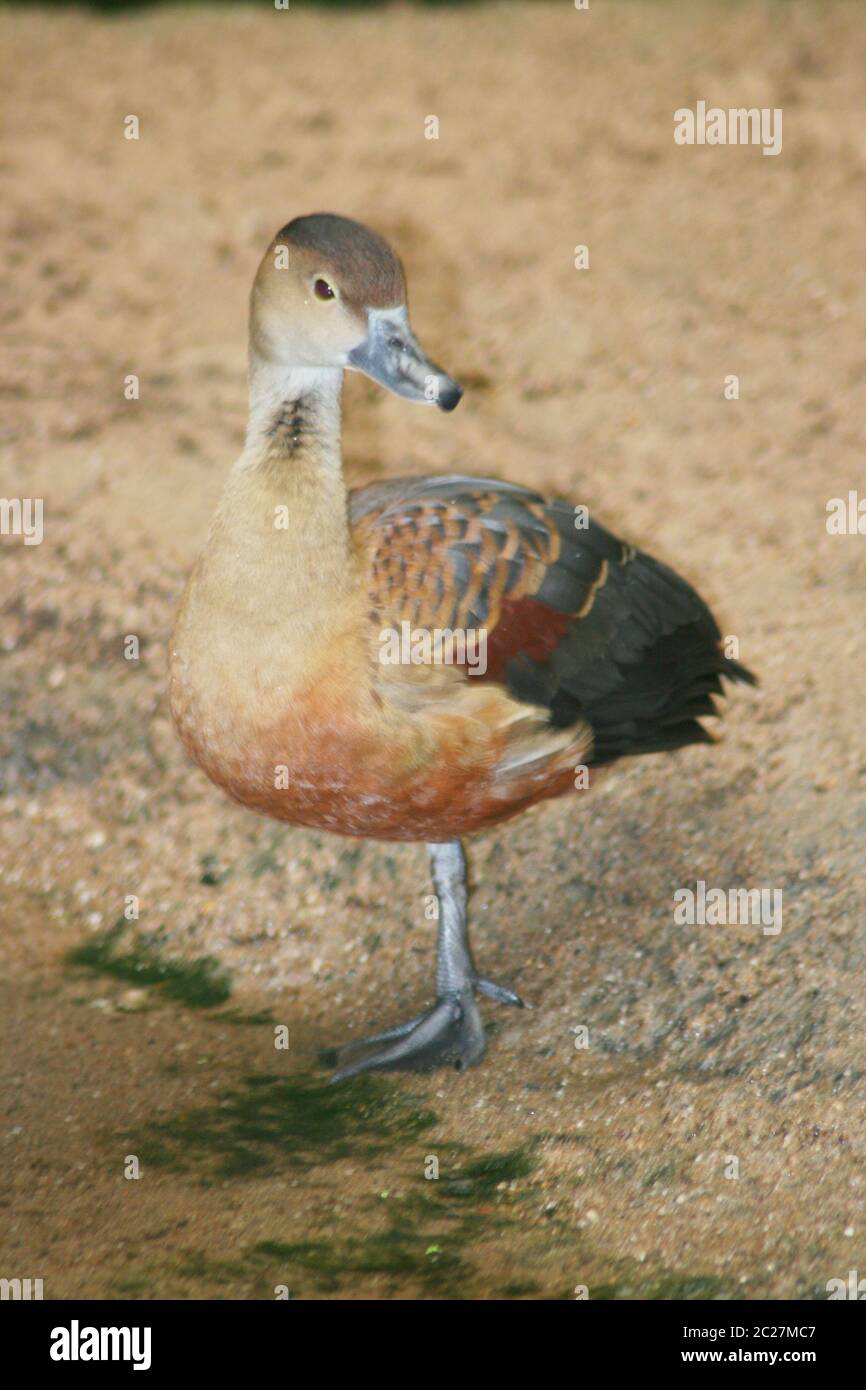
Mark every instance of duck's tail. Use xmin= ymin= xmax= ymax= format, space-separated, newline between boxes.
xmin=573 ymin=553 xmax=757 ymax=769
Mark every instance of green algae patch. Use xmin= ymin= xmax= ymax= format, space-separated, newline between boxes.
xmin=199 ymin=852 xmax=231 ymax=886
xmin=121 ymin=1099 xmax=545 ymax=1297
xmin=435 ymin=1146 xmax=536 ymax=1201
xmin=242 ymin=1143 xmax=541 ymax=1297
xmin=121 ymin=1072 xmax=438 ymax=1182
xmin=66 ymin=920 xmax=231 ymax=1007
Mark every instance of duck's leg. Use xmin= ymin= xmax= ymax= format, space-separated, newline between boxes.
xmin=329 ymin=839 xmax=525 ymax=1082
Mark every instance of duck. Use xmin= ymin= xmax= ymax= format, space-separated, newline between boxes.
xmin=169 ymin=213 xmax=755 ymax=1081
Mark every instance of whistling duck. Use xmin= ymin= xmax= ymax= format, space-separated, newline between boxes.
xmin=169 ymin=213 xmax=754 ymax=1080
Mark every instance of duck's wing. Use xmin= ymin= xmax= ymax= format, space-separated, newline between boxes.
xmin=349 ymin=474 xmax=754 ymax=768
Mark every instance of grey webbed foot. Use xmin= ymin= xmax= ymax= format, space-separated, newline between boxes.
xmin=329 ymin=975 xmax=525 ymax=1083
xmin=330 ymin=987 xmax=483 ymax=1082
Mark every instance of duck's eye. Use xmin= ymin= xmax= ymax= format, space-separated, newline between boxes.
xmin=314 ymin=278 xmax=336 ymax=301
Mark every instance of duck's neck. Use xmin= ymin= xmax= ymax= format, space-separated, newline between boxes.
xmin=244 ymin=359 xmax=343 ymax=458
xmin=203 ymin=361 xmax=353 ymax=623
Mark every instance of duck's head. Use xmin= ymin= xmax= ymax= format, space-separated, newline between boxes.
xmin=250 ymin=213 xmax=463 ymax=411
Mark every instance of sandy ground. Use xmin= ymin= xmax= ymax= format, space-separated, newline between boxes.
xmin=1 ymin=1 xmax=865 ymax=1300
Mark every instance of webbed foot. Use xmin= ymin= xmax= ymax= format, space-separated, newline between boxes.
xmin=329 ymin=977 xmax=525 ymax=1082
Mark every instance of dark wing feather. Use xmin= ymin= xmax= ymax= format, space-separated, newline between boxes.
xmin=350 ymin=474 xmax=754 ymax=767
